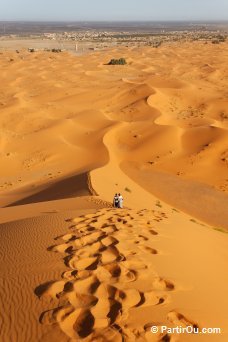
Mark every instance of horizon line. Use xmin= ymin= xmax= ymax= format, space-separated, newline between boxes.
xmin=0 ymin=19 xmax=228 ymax=23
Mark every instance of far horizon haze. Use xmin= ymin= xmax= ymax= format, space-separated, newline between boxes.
xmin=0 ymin=0 xmax=228 ymax=22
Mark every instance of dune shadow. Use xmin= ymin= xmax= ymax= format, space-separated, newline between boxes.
xmin=6 ymin=172 xmax=92 ymax=207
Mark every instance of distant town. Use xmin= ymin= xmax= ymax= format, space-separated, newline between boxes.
xmin=42 ymin=28 xmax=227 ymax=46
xmin=0 ymin=21 xmax=227 ymax=52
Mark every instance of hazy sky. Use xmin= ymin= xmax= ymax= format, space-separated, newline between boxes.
xmin=0 ymin=0 xmax=228 ymax=21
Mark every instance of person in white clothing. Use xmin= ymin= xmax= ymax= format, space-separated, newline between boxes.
xmin=118 ymin=193 xmax=123 ymax=208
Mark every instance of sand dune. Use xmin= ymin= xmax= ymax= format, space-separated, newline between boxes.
xmin=1 ymin=43 xmax=228 ymax=209
xmin=0 ymin=41 xmax=228 ymax=341
xmin=5 ymin=172 xmax=91 ymax=207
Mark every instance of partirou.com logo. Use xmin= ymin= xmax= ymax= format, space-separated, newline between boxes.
xmin=151 ymin=325 xmax=221 ymax=335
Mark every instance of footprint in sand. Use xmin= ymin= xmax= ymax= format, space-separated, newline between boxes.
xmin=139 ymin=245 xmax=158 ymax=254
xmin=152 ymin=277 xmax=175 ymax=291
xmin=167 ymin=311 xmax=198 ymax=329
xmin=36 ymin=208 xmax=197 ymax=341
xmin=69 ymin=256 xmax=99 ymax=271
xmin=149 ymin=229 xmax=159 ymax=235
xmin=96 ymin=263 xmax=137 ymax=283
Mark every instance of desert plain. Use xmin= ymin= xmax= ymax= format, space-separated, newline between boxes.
xmin=0 ymin=41 xmax=228 ymax=341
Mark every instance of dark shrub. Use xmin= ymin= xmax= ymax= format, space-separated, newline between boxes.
xmin=108 ymin=58 xmax=127 ymax=65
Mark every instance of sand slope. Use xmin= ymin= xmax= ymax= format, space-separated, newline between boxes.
xmin=35 ymin=207 xmax=228 ymax=341
xmin=0 ymin=199 xmax=110 ymax=342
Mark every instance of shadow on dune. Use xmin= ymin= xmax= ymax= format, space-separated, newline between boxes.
xmin=6 ymin=173 xmax=92 ymax=207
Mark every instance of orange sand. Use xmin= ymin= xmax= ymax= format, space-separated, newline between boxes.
xmin=0 ymin=42 xmax=228 ymax=341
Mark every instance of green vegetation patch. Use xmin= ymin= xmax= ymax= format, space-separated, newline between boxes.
xmin=108 ymin=58 xmax=127 ymax=65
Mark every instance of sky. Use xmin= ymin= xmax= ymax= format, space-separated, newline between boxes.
xmin=0 ymin=0 xmax=228 ymax=21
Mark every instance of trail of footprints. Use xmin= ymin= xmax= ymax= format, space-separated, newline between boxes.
xmin=37 ymin=208 xmax=198 ymax=341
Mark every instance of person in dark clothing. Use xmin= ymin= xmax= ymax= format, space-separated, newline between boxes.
xmin=113 ymin=193 xmax=119 ymax=208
